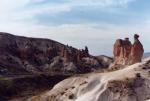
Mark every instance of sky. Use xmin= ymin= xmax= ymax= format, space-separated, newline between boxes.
xmin=0 ymin=0 xmax=150 ymax=56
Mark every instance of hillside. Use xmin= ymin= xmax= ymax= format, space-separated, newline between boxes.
xmin=27 ymin=58 xmax=150 ymax=101
xmin=0 ymin=32 xmax=112 ymax=75
xmin=0 ymin=33 xmax=114 ymax=100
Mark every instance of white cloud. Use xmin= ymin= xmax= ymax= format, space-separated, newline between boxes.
xmin=70 ymin=0 xmax=135 ymax=7
xmin=30 ymin=0 xmax=45 ymax=3
xmin=0 ymin=0 xmax=149 ymax=55
xmin=0 ymin=0 xmax=72 ymax=23
xmin=0 ymin=0 xmax=30 ymax=22
xmin=0 ymin=21 xmax=149 ymax=55
xmin=0 ymin=0 xmax=136 ymax=23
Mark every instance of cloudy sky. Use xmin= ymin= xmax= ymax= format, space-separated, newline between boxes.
xmin=0 ymin=0 xmax=150 ymax=56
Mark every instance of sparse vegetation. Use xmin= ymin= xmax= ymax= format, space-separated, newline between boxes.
xmin=0 ymin=74 xmax=70 ymax=100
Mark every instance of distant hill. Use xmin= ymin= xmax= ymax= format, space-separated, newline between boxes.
xmin=143 ymin=52 xmax=150 ymax=58
xmin=0 ymin=32 xmax=112 ymax=75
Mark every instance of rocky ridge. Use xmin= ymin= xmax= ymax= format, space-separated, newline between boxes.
xmin=0 ymin=32 xmax=112 ymax=75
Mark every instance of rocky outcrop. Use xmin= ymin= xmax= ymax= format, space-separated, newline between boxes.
xmin=113 ymin=38 xmax=132 ymax=65
xmin=0 ymin=33 xmax=112 ymax=75
xmin=112 ymin=34 xmax=144 ymax=67
xmin=113 ymin=39 xmax=125 ymax=65
xmin=26 ymin=57 xmax=150 ymax=101
xmin=124 ymin=38 xmax=132 ymax=64
xmin=129 ymin=34 xmax=144 ymax=65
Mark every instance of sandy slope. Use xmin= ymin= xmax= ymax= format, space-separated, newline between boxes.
xmin=27 ymin=58 xmax=150 ymax=101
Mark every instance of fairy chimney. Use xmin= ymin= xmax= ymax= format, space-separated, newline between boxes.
xmin=129 ymin=34 xmax=144 ymax=64
xmin=112 ymin=34 xmax=144 ymax=66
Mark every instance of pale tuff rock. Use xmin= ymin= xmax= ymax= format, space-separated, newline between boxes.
xmin=27 ymin=58 xmax=150 ymax=101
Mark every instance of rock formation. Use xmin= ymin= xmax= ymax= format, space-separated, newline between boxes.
xmin=64 ymin=48 xmax=71 ymax=62
xmin=129 ymin=34 xmax=144 ymax=65
xmin=84 ymin=46 xmax=89 ymax=57
xmin=27 ymin=58 xmax=150 ymax=101
xmin=112 ymin=34 xmax=144 ymax=67
xmin=113 ymin=39 xmax=124 ymax=65
xmin=0 ymin=33 xmax=112 ymax=75
xmin=123 ymin=38 xmax=132 ymax=64
xmin=4 ymin=33 xmax=147 ymax=101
